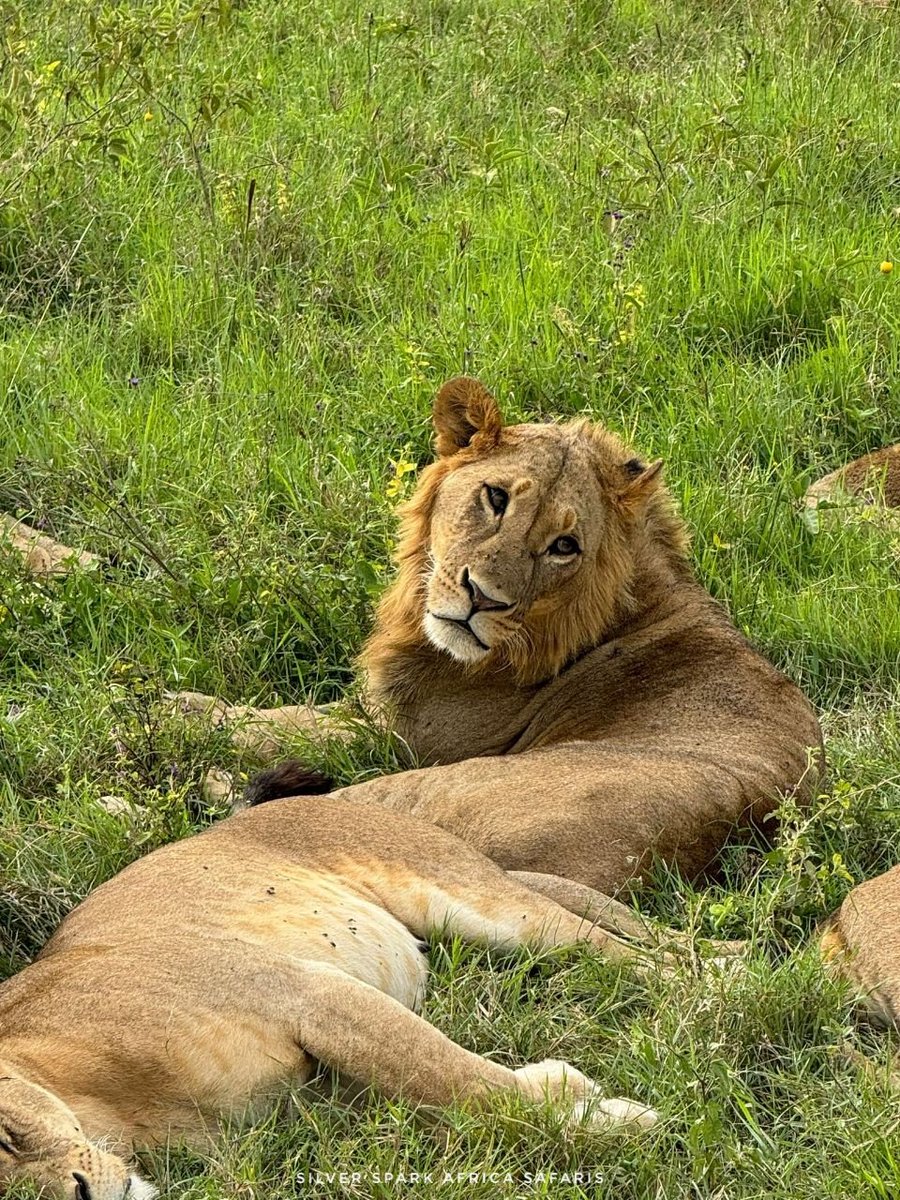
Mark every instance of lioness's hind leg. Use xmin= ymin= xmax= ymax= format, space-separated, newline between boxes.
xmin=833 ymin=1043 xmax=900 ymax=1091
xmin=509 ymin=871 xmax=655 ymax=942
xmin=357 ymin=860 xmax=663 ymax=971
xmin=509 ymin=871 xmax=745 ymax=959
xmin=293 ymin=963 xmax=656 ymax=1130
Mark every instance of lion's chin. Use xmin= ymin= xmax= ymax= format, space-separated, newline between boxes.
xmin=423 ymin=612 xmax=492 ymax=665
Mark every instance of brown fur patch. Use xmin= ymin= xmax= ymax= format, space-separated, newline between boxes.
xmin=804 ymin=444 xmax=900 ymax=523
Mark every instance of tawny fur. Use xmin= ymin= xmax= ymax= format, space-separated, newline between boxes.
xmin=804 ymin=444 xmax=900 ymax=527
xmin=0 ymin=795 xmax=660 ymax=1198
xmin=822 ymin=864 xmax=900 ymax=1032
xmin=0 ymin=514 xmax=98 ymax=576
xmin=173 ymin=378 xmax=823 ymax=894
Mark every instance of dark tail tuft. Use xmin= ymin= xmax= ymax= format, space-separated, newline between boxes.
xmin=244 ymin=760 xmax=335 ymax=806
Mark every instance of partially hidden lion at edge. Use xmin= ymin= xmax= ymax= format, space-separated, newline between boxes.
xmin=0 ymin=787 xmax=661 ymax=1198
xmin=821 ymin=863 xmax=900 ymax=1083
xmin=175 ymin=377 xmax=823 ymax=895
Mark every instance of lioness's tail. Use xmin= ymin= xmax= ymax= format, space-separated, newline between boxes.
xmin=245 ymin=761 xmax=334 ymax=806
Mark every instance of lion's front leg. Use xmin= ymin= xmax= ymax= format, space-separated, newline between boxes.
xmin=167 ymin=691 xmax=350 ymax=759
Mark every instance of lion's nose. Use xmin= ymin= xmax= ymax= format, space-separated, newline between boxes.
xmin=461 ymin=567 xmax=512 ymax=614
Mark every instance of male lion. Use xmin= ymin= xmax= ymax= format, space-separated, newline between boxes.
xmin=175 ymin=377 xmax=822 ymax=894
xmin=0 ymin=787 xmax=658 ymax=1198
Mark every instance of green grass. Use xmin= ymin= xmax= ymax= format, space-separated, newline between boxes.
xmin=3 ymin=0 xmax=900 ymax=1194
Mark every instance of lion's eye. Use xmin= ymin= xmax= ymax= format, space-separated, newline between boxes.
xmin=548 ymin=535 xmax=580 ymax=557
xmin=0 ymin=1137 xmax=14 ymax=1156
xmin=484 ymin=485 xmax=508 ymax=515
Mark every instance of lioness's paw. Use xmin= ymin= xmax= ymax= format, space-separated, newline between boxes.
xmin=577 ymin=1094 xmax=659 ymax=1132
xmin=627 ymin=947 xmax=679 ymax=981
xmin=201 ymin=767 xmax=242 ymax=812
xmin=512 ymin=1060 xmax=657 ymax=1132
xmin=513 ymin=1058 xmax=590 ymax=1100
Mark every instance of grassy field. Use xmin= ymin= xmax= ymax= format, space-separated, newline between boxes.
xmin=3 ymin=0 xmax=900 ymax=1194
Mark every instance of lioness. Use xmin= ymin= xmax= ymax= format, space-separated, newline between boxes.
xmin=822 ymin=864 xmax=900 ymax=1075
xmin=0 ymin=785 xmax=660 ymax=1199
xmin=804 ymin=443 xmax=900 ymax=530
xmin=175 ymin=377 xmax=822 ymax=893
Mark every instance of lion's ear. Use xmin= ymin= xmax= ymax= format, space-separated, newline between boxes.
xmin=615 ymin=458 xmax=664 ymax=509
xmin=433 ymin=377 xmax=503 ymax=457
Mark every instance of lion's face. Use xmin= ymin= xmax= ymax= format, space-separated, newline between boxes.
xmin=412 ymin=378 xmax=664 ymax=673
xmin=0 ymin=1071 xmax=156 ymax=1200
xmin=424 ymin=427 xmax=609 ymax=664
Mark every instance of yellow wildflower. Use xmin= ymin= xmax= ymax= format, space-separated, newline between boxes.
xmin=880 ymin=261 xmax=893 ymax=274
xmin=385 ymin=455 xmax=417 ymax=499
